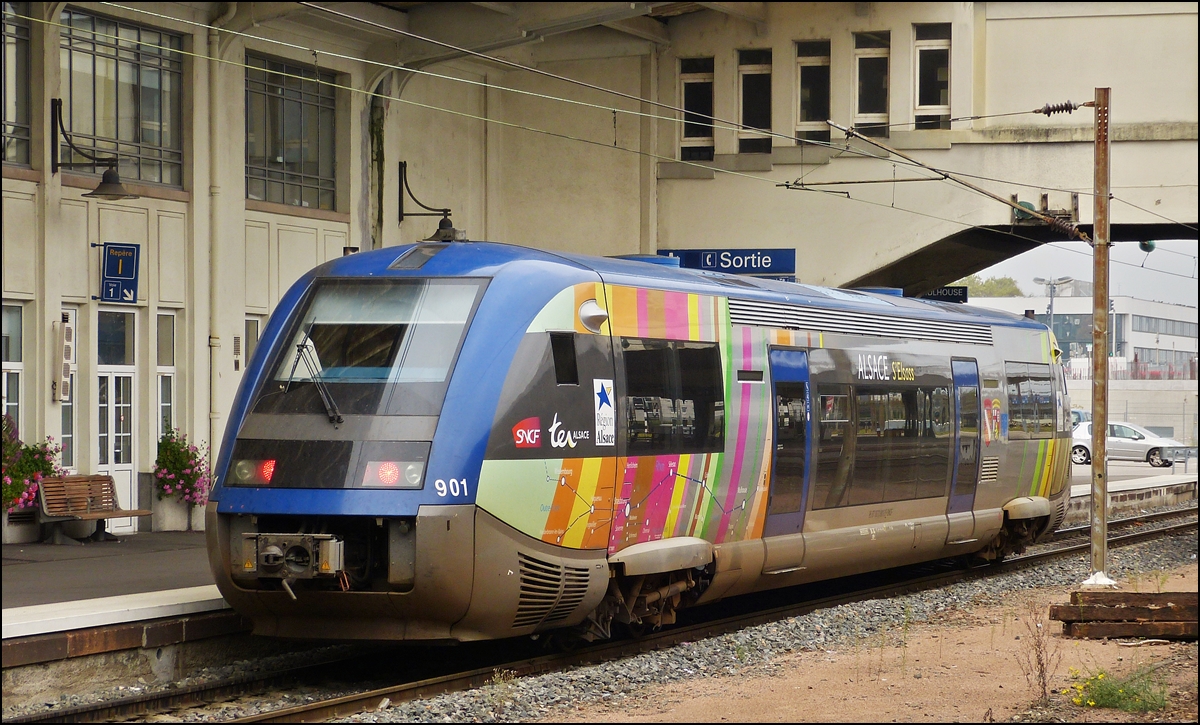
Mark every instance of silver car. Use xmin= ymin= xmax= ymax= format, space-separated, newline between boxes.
xmin=1071 ymin=421 xmax=1184 ymax=467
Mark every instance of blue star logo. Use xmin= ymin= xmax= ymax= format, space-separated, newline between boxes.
xmin=596 ymin=384 xmax=612 ymax=409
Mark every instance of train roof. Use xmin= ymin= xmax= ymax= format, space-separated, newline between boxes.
xmin=314 ymin=240 xmax=1047 ymax=333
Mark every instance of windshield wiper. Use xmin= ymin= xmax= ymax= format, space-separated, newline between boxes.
xmin=286 ymin=326 xmax=344 ymax=425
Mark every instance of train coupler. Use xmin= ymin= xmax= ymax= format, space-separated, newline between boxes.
xmin=240 ymin=533 xmax=345 ymax=579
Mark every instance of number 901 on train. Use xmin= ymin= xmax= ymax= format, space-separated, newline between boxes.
xmin=206 ymin=241 xmax=1071 ymax=642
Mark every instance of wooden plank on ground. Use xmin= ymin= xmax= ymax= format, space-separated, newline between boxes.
xmin=1050 ymin=603 xmax=1198 ymax=622
xmin=1070 ymin=591 xmax=1198 ymax=607
xmin=1062 ymin=621 xmax=1198 ymax=639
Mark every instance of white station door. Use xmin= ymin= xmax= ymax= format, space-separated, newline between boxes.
xmin=96 ymin=310 xmax=138 ymax=534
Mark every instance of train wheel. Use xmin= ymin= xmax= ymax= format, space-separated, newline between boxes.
xmin=1070 ymin=445 xmax=1090 ymax=465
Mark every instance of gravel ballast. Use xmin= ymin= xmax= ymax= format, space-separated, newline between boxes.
xmin=3 ymin=507 xmax=1193 ymax=723
xmin=338 ymin=527 xmax=1197 ymax=724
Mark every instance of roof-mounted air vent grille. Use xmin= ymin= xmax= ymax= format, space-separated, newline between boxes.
xmin=728 ymin=298 xmax=993 ymax=345
xmin=389 ymin=244 xmax=444 ymax=270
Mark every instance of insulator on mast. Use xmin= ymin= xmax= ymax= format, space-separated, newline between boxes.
xmin=1035 ymin=101 xmax=1081 ymax=116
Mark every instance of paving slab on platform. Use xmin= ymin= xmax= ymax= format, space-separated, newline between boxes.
xmin=1 ymin=585 xmax=228 ymax=639
xmin=2 ymin=531 xmax=213 ymax=610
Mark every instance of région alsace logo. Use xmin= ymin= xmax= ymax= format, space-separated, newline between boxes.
xmin=594 ymin=379 xmax=615 ymax=446
xmin=512 ymin=417 xmax=542 ymax=448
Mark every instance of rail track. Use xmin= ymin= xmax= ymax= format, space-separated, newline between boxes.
xmin=8 ymin=508 xmax=1195 ymax=724
xmin=1049 ymin=506 xmax=1197 ymax=542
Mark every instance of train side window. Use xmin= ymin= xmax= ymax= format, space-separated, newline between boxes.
xmin=677 ymin=342 xmax=724 ymax=451
xmin=919 ymin=386 xmax=952 ymax=498
xmin=550 ymin=332 xmax=579 ymax=386
xmin=813 ymin=385 xmax=852 ymax=509
xmin=621 ymin=338 xmax=724 ymax=454
xmin=624 ymin=339 xmax=675 ymax=453
xmin=851 ymin=390 xmax=887 ymax=506
xmin=1005 ymin=362 xmax=1053 ymax=439
xmin=1004 ymin=362 xmax=1028 ymax=438
xmin=1028 ymin=363 xmax=1053 ymax=436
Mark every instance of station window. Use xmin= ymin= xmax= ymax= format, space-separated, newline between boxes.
xmin=914 ymin=24 xmax=951 ymax=130
xmin=245 ymin=53 xmax=338 ymax=210
xmin=58 ymin=7 xmax=183 ymax=184
xmin=853 ymin=31 xmax=890 ymax=137
xmin=2 ymin=2 xmax=31 ymax=165
xmin=98 ymin=311 xmax=135 ymax=366
xmin=679 ymin=57 xmax=714 ymax=161
xmin=737 ymin=49 xmax=772 ymax=154
xmin=157 ymin=312 xmax=175 ymax=436
xmin=795 ymin=40 xmax=831 ymax=144
xmin=2 ymin=303 xmax=22 ymax=428
xmin=245 ymin=317 xmax=261 ymax=364
xmin=622 ymin=338 xmax=724 ymax=454
xmin=60 ymin=308 xmax=78 ymax=469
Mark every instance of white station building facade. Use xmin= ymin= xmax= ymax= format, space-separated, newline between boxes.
xmin=2 ymin=2 xmax=1196 ymax=535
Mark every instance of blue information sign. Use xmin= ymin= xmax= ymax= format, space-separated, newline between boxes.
xmin=659 ymin=248 xmax=796 ymax=276
xmin=100 ymin=243 xmax=140 ymax=304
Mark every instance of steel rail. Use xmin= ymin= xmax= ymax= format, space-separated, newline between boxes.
xmin=1 ymin=648 xmax=373 ymax=724
xmin=9 ymin=516 xmax=1193 ymax=724
xmin=1051 ymin=506 xmax=1197 ymax=541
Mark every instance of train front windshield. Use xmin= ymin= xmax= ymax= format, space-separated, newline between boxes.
xmin=252 ymin=279 xmax=483 ymax=418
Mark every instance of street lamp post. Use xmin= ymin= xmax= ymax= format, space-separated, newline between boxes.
xmin=1033 ymin=276 xmax=1075 ymax=341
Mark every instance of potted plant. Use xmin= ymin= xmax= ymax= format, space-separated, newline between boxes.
xmin=152 ymin=428 xmax=212 ymax=531
xmin=3 ymin=414 xmax=64 ymax=543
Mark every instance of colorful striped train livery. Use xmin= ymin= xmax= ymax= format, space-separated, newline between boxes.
xmin=207 ymin=242 xmax=1071 ymax=642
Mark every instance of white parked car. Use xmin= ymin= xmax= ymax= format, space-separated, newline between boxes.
xmin=1071 ymin=421 xmax=1184 ymax=467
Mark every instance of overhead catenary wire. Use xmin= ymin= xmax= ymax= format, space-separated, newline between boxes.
xmin=1043 ymin=241 xmax=1198 ymax=281
xmin=16 ymin=8 xmax=1190 ymax=282
xmin=94 ymin=3 xmax=1200 ymax=240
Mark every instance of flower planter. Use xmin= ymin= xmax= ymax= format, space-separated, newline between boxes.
xmin=150 ymin=495 xmax=204 ymax=531
xmin=152 ymin=429 xmax=211 ymax=531
xmin=3 ymin=508 xmax=41 ymax=544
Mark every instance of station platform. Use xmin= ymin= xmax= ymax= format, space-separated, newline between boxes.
xmin=2 ymin=531 xmax=221 ymax=640
xmin=2 ymin=466 xmax=1195 ymax=643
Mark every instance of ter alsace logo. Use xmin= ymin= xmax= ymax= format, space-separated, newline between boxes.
xmin=512 ymin=417 xmax=542 ymax=448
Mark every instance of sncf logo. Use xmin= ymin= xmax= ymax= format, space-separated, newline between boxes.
xmin=512 ymin=417 xmax=542 ymax=448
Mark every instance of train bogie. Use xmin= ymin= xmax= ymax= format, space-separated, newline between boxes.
xmin=207 ymin=242 xmax=1070 ymax=642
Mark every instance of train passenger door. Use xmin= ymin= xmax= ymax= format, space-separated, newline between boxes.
xmin=763 ymin=349 xmax=810 ymax=539
xmin=946 ymin=359 xmax=980 ymax=544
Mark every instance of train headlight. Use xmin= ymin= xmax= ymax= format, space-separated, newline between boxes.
xmin=362 ymin=460 xmax=424 ymax=488
xmin=230 ymin=459 xmax=276 ymax=485
xmin=404 ymin=462 xmax=424 ymax=486
xmin=234 ymin=460 xmax=255 ymax=483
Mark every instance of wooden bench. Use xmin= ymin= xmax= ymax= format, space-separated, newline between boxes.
xmin=38 ymin=475 xmax=152 ymax=545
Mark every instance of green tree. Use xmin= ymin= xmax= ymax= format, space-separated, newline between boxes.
xmin=954 ymin=274 xmax=1026 ymax=297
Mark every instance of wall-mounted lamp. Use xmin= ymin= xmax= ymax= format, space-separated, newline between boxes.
xmin=50 ymin=98 xmax=139 ymax=200
xmin=399 ymin=160 xmax=464 ymax=241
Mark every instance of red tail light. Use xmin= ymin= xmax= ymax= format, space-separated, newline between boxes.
xmin=260 ymin=459 xmax=276 ymax=483
xmin=377 ymin=461 xmax=400 ymax=485
xmin=362 ymin=460 xmax=424 ymax=488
